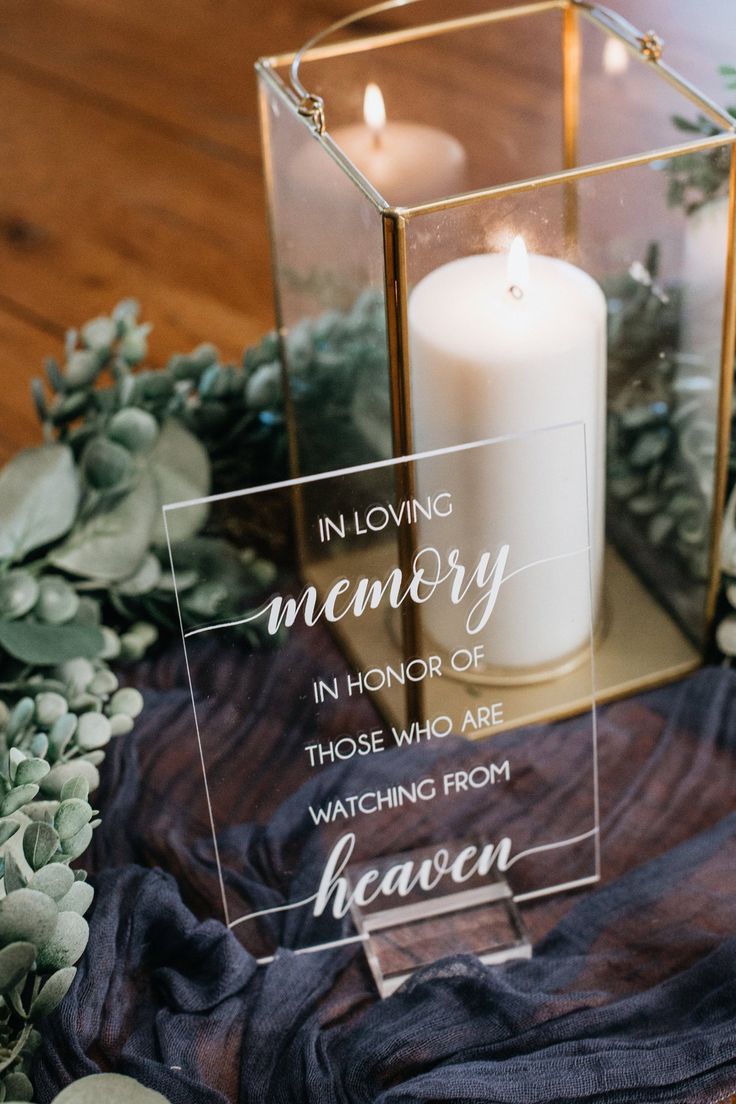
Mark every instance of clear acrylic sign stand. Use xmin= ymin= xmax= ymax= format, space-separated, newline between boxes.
xmin=165 ymin=423 xmax=599 ymax=995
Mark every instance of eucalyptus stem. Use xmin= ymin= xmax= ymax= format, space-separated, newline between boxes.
xmin=0 ymin=1022 xmax=33 ymax=1075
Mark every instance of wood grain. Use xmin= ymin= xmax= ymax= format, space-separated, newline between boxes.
xmin=0 ymin=0 xmax=733 ymax=465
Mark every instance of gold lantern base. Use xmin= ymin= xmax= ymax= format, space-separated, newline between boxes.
xmin=418 ymin=604 xmax=609 ymax=689
xmin=306 ymin=542 xmax=700 ymax=740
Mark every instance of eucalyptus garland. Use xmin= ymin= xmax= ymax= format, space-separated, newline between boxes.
xmin=0 ymin=302 xmax=295 ymax=1102
xmin=0 ymin=289 xmax=401 ymax=1101
xmin=605 ymin=245 xmax=713 ymax=589
xmin=0 ymin=285 xmax=555 ymax=1103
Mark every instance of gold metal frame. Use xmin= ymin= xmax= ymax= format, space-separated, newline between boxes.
xmin=256 ymin=0 xmax=736 ymax=728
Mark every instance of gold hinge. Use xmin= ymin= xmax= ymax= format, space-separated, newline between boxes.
xmin=572 ymin=2 xmax=664 ymax=61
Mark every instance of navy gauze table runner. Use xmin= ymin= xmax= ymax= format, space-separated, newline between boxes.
xmin=32 ymin=635 xmax=736 ymax=1104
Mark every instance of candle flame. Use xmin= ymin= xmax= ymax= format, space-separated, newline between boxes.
xmin=507 ymin=235 xmax=530 ymax=299
xmin=603 ymin=37 xmax=629 ymax=75
xmin=363 ymin=82 xmax=387 ymax=138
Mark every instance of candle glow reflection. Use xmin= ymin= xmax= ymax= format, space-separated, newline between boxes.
xmin=363 ymin=82 xmax=387 ymax=145
xmin=603 ymin=37 xmax=629 ymax=75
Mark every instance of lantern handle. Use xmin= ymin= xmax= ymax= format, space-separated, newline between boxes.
xmin=288 ymin=0 xmax=667 ymax=134
xmin=289 ymin=0 xmax=438 ymax=135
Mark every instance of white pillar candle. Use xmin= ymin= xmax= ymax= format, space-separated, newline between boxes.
xmin=409 ymin=239 xmax=607 ymax=671
xmin=331 ymin=83 xmax=467 ymax=206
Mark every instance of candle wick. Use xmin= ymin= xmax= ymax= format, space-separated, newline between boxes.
xmin=508 ymin=285 xmax=524 ymax=301
xmin=371 ymin=129 xmax=382 ymax=150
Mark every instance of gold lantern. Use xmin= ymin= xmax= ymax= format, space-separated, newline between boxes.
xmin=255 ymin=0 xmax=736 ymax=736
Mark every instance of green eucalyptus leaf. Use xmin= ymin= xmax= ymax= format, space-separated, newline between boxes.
xmin=35 ymin=691 xmax=69 ymax=727
xmin=119 ymin=631 xmax=147 ymax=662
xmin=29 ymin=966 xmax=77 ymax=1021
xmin=81 ymin=437 xmax=135 ymax=491
xmin=0 ymin=572 xmax=40 ymax=620
xmin=36 ymin=577 xmax=80 ymax=625
xmin=112 ymin=298 xmax=140 ymax=328
xmin=41 ymin=761 xmax=99 ymax=799
xmin=100 ymin=626 xmax=121 ymax=659
xmin=0 ymin=888 xmax=57 ymax=948
xmin=31 ymin=864 xmax=75 ymax=901
xmin=150 ymin=419 xmax=210 ymax=544
xmin=64 ymin=350 xmax=99 ymax=388
xmin=81 ymin=315 xmax=117 ymax=351
xmin=30 ymin=731 xmax=50 ymax=759
xmin=0 ymin=820 xmax=19 ymax=847
xmin=88 ymin=668 xmax=118 ymax=696
xmin=121 ymin=323 xmax=151 ymax=365
xmin=108 ymin=687 xmax=144 ymax=719
xmin=3 ymin=851 xmax=27 ymax=894
xmin=56 ymin=880 xmax=93 ymax=916
xmin=75 ymin=713 xmax=111 ymax=751
xmin=14 ymin=759 xmax=50 ymax=787
xmin=23 ymin=822 xmax=60 ymax=871
xmin=53 ymin=1073 xmax=171 ymax=1103
xmin=52 ymin=390 xmax=90 ymax=425
xmin=0 ymin=445 xmax=80 ymax=562
xmin=0 ymin=942 xmax=35 ymax=995
xmin=56 ymin=658 xmax=95 ymax=696
xmin=246 ymin=361 xmax=281 ymax=408
xmin=49 ymin=470 xmax=157 ymax=582
xmin=109 ymin=714 xmax=134 ymax=737
xmin=48 ymin=714 xmax=78 ymax=758
xmin=1 ymin=785 xmax=39 ymax=817
xmin=3 ymin=1069 xmax=33 ymax=1100
xmin=0 ymin=621 xmax=105 ymax=666
xmin=54 ymin=800 xmax=92 ymax=841
xmin=108 ymin=408 xmax=159 ymax=453
xmin=6 ymin=698 xmax=34 ymax=738
xmin=59 ymin=822 xmax=93 ymax=861
xmin=36 ymin=910 xmax=88 ymax=970
xmin=60 ymin=778 xmax=89 ymax=802
xmin=8 ymin=749 xmax=24 ymax=780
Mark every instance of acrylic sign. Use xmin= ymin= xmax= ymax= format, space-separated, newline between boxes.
xmin=165 ymin=424 xmax=599 ymax=989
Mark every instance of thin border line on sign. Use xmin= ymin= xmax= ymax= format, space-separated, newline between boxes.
xmin=582 ymin=422 xmax=602 ymax=883
xmin=162 ymin=509 xmax=231 ymax=927
xmin=163 ymin=421 xmax=585 ymax=512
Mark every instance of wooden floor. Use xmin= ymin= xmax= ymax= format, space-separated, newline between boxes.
xmin=0 ymin=0 xmax=733 ymax=465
